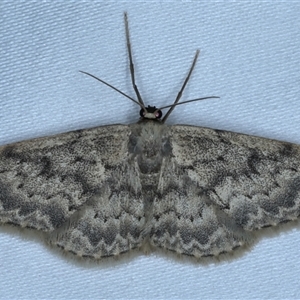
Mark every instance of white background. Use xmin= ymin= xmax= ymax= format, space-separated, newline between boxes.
xmin=1 ymin=2 xmax=300 ymax=299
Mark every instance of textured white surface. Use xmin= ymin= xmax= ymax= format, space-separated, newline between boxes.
xmin=1 ymin=2 xmax=300 ymax=299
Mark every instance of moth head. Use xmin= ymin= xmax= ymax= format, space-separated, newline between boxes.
xmin=140 ymin=105 xmax=163 ymax=120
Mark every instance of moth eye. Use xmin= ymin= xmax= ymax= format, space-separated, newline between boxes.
xmin=139 ymin=108 xmax=145 ymax=117
xmin=155 ymin=110 xmax=162 ymax=119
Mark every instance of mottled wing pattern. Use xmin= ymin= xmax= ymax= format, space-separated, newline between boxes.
xmin=0 ymin=125 xmax=146 ymax=258
xmin=150 ymin=125 xmax=300 ymax=257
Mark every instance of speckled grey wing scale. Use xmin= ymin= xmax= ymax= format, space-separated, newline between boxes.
xmin=150 ymin=125 xmax=300 ymax=257
xmin=0 ymin=125 xmax=147 ymax=258
xmin=1 ymin=12 xmax=300 ymax=261
xmin=1 ymin=123 xmax=300 ymax=259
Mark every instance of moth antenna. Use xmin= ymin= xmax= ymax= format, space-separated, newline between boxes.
xmin=79 ymin=70 xmax=142 ymax=107
xmin=158 ymin=96 xmax=219 ymax=111
xmin=124 ymin=12 xmax=146 ymax=109
xmin=79 ymin=12 xmax=148 ymax=112
xmin=162 ymin=50 xmax=200 ymax=123
xmin=81 ymin=13 xmax=218 ymax=120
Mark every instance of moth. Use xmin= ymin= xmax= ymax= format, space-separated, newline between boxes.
xmin=0 ymin=12 xmax=299 ymax=260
